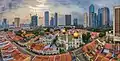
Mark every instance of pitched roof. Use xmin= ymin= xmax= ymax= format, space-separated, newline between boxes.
xmin=105 ymin=43 xmax=112 ymax=49
xmin=33 ymin=53 xmax=72 ymax=61
xmin=101 ymin=57 xmax=109 ymax=61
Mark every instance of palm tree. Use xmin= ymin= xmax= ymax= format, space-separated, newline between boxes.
xmin=50 ymin=35 xmax=58 ymax=47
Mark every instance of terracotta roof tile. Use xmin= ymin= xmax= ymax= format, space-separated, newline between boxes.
xmin=49 ymin=56 xmax=54 ymax=61
xmin=117 ymin=54 xmax=120 ymax=59
xmin=105 ymin=53 xmax=112 ymax=58
xmin=33 ymin=53 xmax=72 ymax=61
xmin=101 ymin=57 xmax=109 ymax=61
xmin=55 ymin=55 xmax=61 ymax=61
xmin=95 ymin=54 xmax=105 ymax=61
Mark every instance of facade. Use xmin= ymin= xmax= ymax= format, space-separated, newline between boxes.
xmin=2 ymin=18 xmax=8 ymax=29
xmin=65 ymin=15 xmax=71 ymax=26
xmin=93 ymin=13 xmax=97 ymax=28
xmin=14 ymin=17 xmax=20 ymax=27
xmin=113 ymin=6 xmax=120 ymax=41
xmin=102 ymin=7 xmax=110 ymax=27
xmin=44 ymin=11 xmax=49 ymax=26
xmin=50 ymin=17 xmax=54 ymax=26
xmin=98 ymin=8 xmax=103 ymax=27
xmin=31 ymin=15 xmax=38 ymax=27
xmin=54 ymin=13 xmax=58 ymax=26
xmin=89 ymin=4 xmax=97 ymax=28
xmin=73 ymin=18 xmax=78 ymax=26
xmin=20 ymin=24 xmax=30 ymax=29
xmin=84 ymin=12 xmax=88 ymax=27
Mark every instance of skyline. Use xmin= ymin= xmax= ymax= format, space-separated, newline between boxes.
xmin=0 ymin=0 xmax=119 ymax=25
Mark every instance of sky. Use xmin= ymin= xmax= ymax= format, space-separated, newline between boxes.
xmin=0 ymin=0 xmax=120 ymax=25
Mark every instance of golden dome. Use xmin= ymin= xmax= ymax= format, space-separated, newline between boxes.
xmin=62 ymin=29 xmax=66 ymax=33
xmin=73 ymin=32 xmax=79 ymax=38
xmin=21 ymin=30 xmax=24 ymax=32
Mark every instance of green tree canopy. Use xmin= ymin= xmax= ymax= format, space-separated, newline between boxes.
xmin=99 ymin=32 xmax=106 ymax=38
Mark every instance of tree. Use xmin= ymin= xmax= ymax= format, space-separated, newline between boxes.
xmin=99 ymin=32 xmax=106 ymax=38
xmin=82 ymin=32 xmax=91 ymax=44
xmin=50 ymin=36 xmax=58 ymax=47
xmin=59 ymin=48 xmax=66 ymax=53
xmin=15 ymin=30 xmax=22 ymax=36
xmin=39 ymin=31 xmax=45 ymax=36
xmin=86 ymin=32 xmax=91 ymax=43
xmin=82 ymin=33 xmax=86 ymax=43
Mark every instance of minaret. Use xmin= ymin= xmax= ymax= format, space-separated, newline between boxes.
xmin=66 ymin=33 xmax=68 ymax=50
xmin=0 ymin=13 xmax=3 ymax=26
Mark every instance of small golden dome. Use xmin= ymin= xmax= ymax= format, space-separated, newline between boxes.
xmin=73 ymin=32 xmax=79 ymax=38
xmin=62 ymin=29 xmax=66 ymax=33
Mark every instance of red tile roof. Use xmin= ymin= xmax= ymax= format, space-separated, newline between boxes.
xmin=105 ymin=53 xmax=112 ymax=58
xmin=117 ymin=54 xmax=120 ymax=59
xmin=110 ymin=59 xmax=117 ymax=61
xmin=101 ymin=57 xmax=109 ymax=61
xmin=49 ymin=56 xmax=54 ymax=61
xmin=33 ymin=53 xmax=72 ymax=61
xmin=105 ymin=43 xmax=112 ymax=49
xmin=95 ymin=54 xmax=105 ymax=61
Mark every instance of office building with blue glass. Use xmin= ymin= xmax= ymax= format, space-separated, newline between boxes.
xmin=2 ymin=18 xmax=8 ymax=29
xmin=98 ymin=8 xmax=103 ymax=27
xmin=50 ymin=17 xmax=54 ymax=26
xmin=65 ymin=15 xmax=71 ymax=26
xmin=44 ymin=11 xmax=49 ymax=26
xmin=54 ymin=13 xmax=58 ymax=26
xmin=31 ymin=15 xmax=38 ymax=27
xmin=73 ymin=18 xmax=78 ymax=26
xmin=89 ymin=4 xmax=97 ymax=28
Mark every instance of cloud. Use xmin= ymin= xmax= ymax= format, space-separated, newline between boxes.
xmin=1 ymin=0 xmax=120 ymax=25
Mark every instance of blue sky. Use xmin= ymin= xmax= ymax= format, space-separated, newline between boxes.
xmin=0 ymin=0 xmax=119 ymax=25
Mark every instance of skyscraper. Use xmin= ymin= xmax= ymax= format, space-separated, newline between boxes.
xmin=2 ymin=18 xmax=8 ymax=29
xmin=44 ymin=11 xmax=49 ymax=26
xmin=98 ymin=8 xmax=103 ymax=27
xmin=14 ymin=17 xmax=20 ymax=27
xmin=65 ymin=15 xmax=71 ymax=26
xmin=89 ymin=4 xmax=94 ymax=13
xmin=73 ymin=18 xmax=78 ymax=26
xmin=31 ymin=15 xmax=38 ymax=27
xmin=50 ymin=17 xmax=54 ymax=26
xmin=84 ymin=12 xmax=89 ymax=27
xmin=93 ymin=13 xmax=97 ymax=28
xmin=89 ymin=4 xmax=97 ymax=28
xmin=102 ymin=7 xmax=110 ymax=27
xmin=54 ymin=13 xmax=58 ymax=26
xmin=113 ymin=6 xmax=120 ymax=41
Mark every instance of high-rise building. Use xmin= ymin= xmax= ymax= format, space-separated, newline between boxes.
xmin=50 ymin=17 xmax=54 ymax=26
xmin=102 ymin=7 xmax=110 ymax=27
xmin=84 ymin=12 xmax=89 ymax=27
xmin=113 ymin=6 xmax=120 ymax=41
xmin=98 ymin=8 xmax=103 ymax=27
xmin=54 ymin=13 xmax=58 ymax=26
xmin=89 ymin=4 xmax=97 ymax=28
xmin=31 ymin=15 xmax=38 ymax=27
xmin=14 ymin=17 xmax=20 ymax=27
xmin=65 ymin=15 xmax=71 ymax=26
xmin=44 ymin=11 xmax=49 ymax=26
xmin=93 ymin=13 xmax=97 ymax=28
xmin=89 ymin=4 xmax=94 ymax=13
xmin=2 ymin=18 xmax=8 ymax=28
xmin=73 ymin=18 xmax=78 ymax=26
